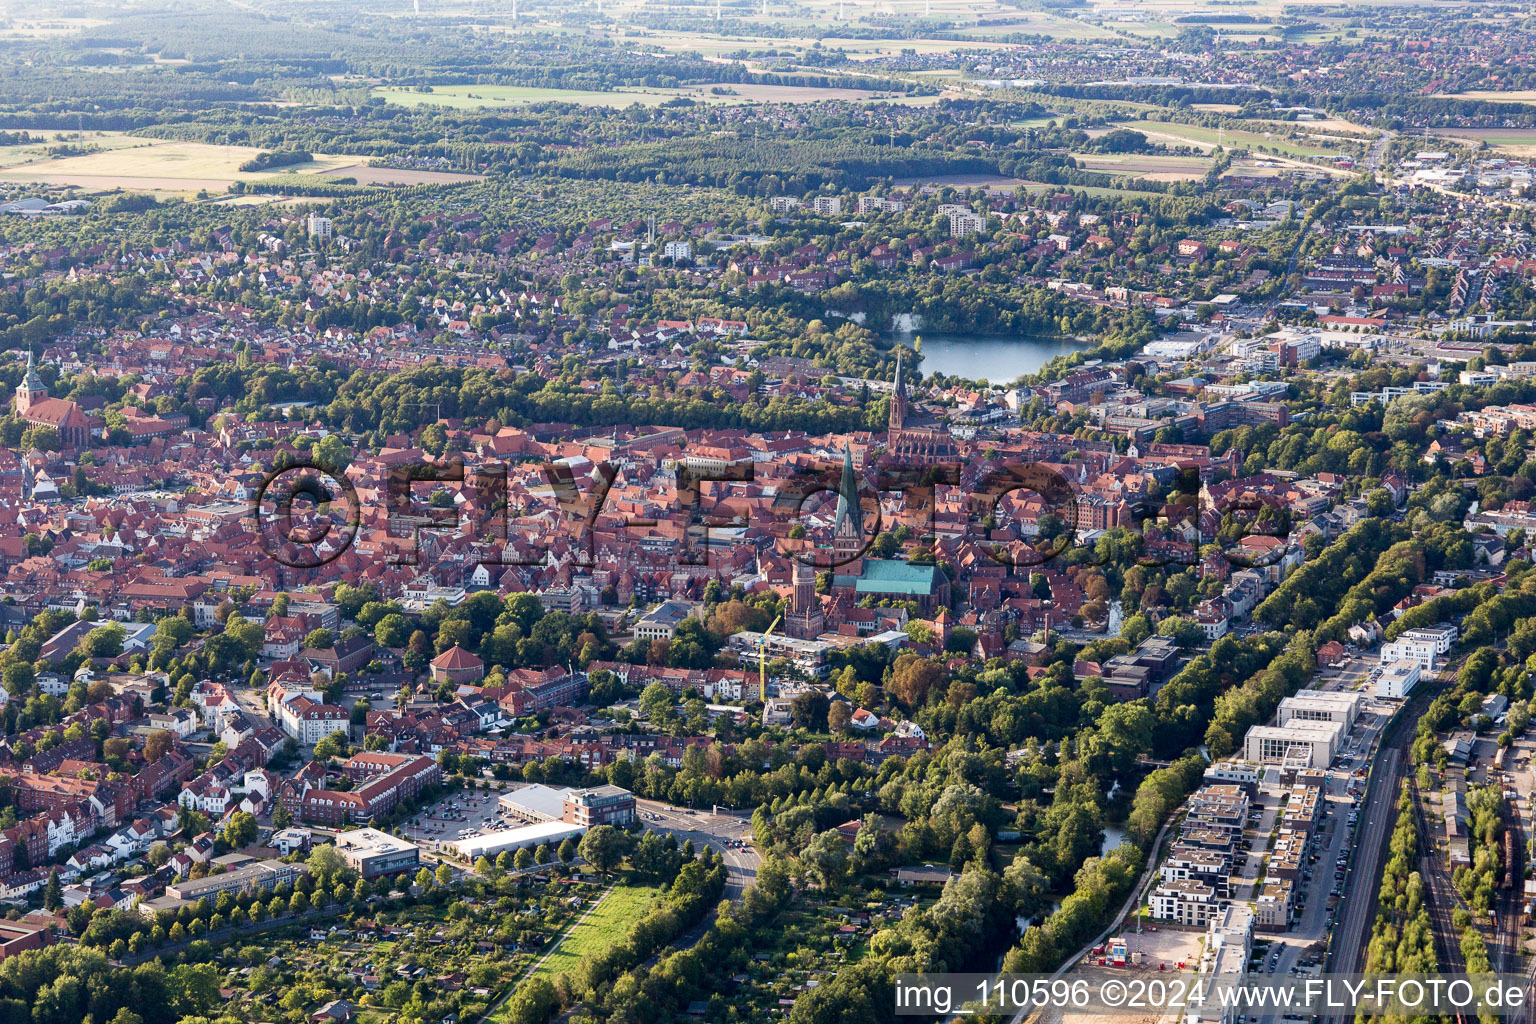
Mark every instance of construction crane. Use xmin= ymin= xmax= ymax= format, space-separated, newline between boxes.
xmin=760 ymin=613 xmax=782 ymax=702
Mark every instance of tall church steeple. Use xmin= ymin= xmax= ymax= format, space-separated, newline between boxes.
xmin=832 ymin=443 xmax=864 ymax=575
xmin=889 ymin=347 xmax=909 ymax=432
xmin=15 ymin=349 xmax=45 ymax=417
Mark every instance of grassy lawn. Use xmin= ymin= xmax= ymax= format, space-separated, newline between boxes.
xmin=529 ymin=884 xmax=661 ymax=980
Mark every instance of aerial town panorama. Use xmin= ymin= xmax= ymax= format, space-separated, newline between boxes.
xmin=0 ymin=0 xmax=1533 ymax=1021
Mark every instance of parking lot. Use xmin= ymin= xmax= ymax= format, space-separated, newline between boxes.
xmin=399 ymin=786 xmax=507 ymax=849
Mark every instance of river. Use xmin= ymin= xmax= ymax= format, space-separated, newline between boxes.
xmin=893 ymin=331 xmax=1088 ymax=384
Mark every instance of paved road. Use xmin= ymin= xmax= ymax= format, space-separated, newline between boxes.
xmin=1328 ymin=745 xmax=1402 ymax=987
xmin=636 ymin=797 xmax=760 ymax=900
xmin=1364 ymin=129 xmax=1395 ymax=173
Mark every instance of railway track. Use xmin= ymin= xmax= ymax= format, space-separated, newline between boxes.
xmin=1409 ymin=778 xmax=1466 ymax=974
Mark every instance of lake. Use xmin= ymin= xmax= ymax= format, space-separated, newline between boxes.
xmin=895 ymin=332 xmax=1087 ymax=384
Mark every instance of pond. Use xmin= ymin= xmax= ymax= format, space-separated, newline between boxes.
xmin=895 ymin=331 xmax=1088 ymax=384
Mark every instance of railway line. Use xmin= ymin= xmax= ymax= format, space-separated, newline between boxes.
xmin=1409 ymin=778 xmax=1466 ymax=974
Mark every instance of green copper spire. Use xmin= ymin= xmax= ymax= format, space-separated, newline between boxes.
xmin=834 ymin=442 xmax=861 ymax=538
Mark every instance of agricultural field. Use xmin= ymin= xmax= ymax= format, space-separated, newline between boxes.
xmin=891 ymin=171 xmax=1173 ymax=199
xmin=329 ymin=164 xmax=485 ymax=185
xmin=1112 ymin=119 xmax=1342 ymax=159
xmin=0 ymin=131 xmax=148 ymax=170
xmin=0 ymin=15 xmax=105 ymax=38
xmin=0 ymin=138 xmax=358 ymax=191
xmin=1070 ymin=152 xmax=1212 ymax=181
xmin=1430 ymin=127 xmax=1536 ymax=156
xmin=528 ymin=884 xmax=661 ymax=981
xmin=1431 ymin=90 xmax=1536 ymax=103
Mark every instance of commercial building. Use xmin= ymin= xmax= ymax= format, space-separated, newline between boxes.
xmin=1242 ymin=719 xmax=1345 ymax=769
xmin=1380 ymin=623 xmax=1458 ymax=672
xmin=499 ymin=784 xmax=571 ymax=824
xmin=332 ymin=828 xmax=420 ymax=879
xmin=1377 ymin=659 xmax=1421 ymax=699
xmin=496 ymin=784 xmax=636 ymax=827
xmin=563 ymin=785 xmax=637 ymax=827
xmin=455 ymin=821 xmax=586 ymax=861
xmin=1276 ymin=690 xmax=1362 ymax=730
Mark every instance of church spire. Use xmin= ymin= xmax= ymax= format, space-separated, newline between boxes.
xmin=889 ymin=347 xmax=909 ymax=432
xmin=16 ymin=347 xmax=45 ymax=416
xmin=833 ymin=442 xmax=862 ymax=539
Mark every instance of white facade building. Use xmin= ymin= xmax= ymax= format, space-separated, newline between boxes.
xmin=1377 ymin=659 xmax=1421 ymax=699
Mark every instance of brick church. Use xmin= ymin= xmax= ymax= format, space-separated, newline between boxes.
xmin=14 ymin=352 xmax=90 ymax=449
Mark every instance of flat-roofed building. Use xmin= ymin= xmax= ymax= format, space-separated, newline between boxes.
xmin=562 ymin=785 xmax=636 ymax=827
xmin=1152 ymin=878 xmax=1220 ymax=926
xmin=1187 ymin=785 xmax=1250 ymax=836
xmin=1381 ymin=623 xmax=1458 ymax=672
xmin=1180 ymin=827 xmax=1238 ymax=856
xmin=727 ymin=631 xmax=831 ymax=678
xmin=1189 ymin=903 xmax=1253 ymax=1024
xmin=164 ymin=858 xmax=305 ymax=904
xmin=1162 ymin=846 xmax=1231 ymax=898
xmin=332 ymin=828 xmax=420 ymax=879
xmin=1202 ymin=761 xmax=1259 ymax=793
xmin=1242 ymin=719 xmax=1345 ymax=769
xmin=1268 ymin=834 xmax=1306 ymax=881
xmin=455 ymin=821 xmax=586 ymax=861
xmin=498 ymin=784 xmax=571 ymax=824
xmin=1254 ymin=878 xmax=1294 ymax=932
xmin=1377 ymin=659 xmax=1420 ymax=698
xmin=1277 ymin=690 xmax=1362 ymax=730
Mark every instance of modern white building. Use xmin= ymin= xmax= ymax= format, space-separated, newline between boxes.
xmin=1376 ymin=659 xmax=1421 ymax=699
xmin=1277 ymin=690 xmax=1363 ymax=730
xmin=333 ymin=828 xmax=420 ymax=879
xmin=1151 ymin=878 xmax=1220 ymax=926
xmin=1380 ymin=624 xmax=1457 ymax=672
xmin=857 ymin=195 xmax=905 ymax=215
xmin=1242 ymin=719 xmax=1345 ymax=769
xmin=1186 ymin=902 xmax=1253 ymax=1024
xmin=454 ymin=821 xmax=586 ymax=861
